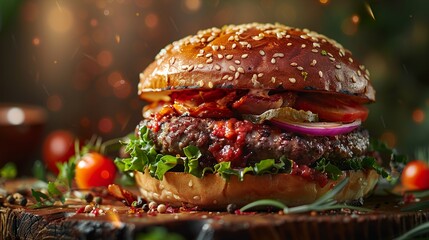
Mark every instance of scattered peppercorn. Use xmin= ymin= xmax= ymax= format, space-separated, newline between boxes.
xmin=94 ymin=196 xmax=102 ymax=205
xmin=6 ymin=195 xmax=15 ymax=204
xmin=142 ymin=203 xmax=149 ymax=211
xmin=227 ymin=203 xmax=237 ymax=214
xmin=19 ymin=197 xmax=27 ymax=207
xmin=148 ymin=201 xmax=158 ymax=210
xmin=157 ymin=204 xmax=167 ymax=213
xmin=85 ymin=193 xmax=94 ymax=203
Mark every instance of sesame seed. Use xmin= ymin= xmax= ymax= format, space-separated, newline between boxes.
xmin=297 ymin=66 xmax=304 ymax=71
xmin=310 ymin=59 xmax=317 ymax=66
xmin=211 ymin=45 xmax=219 ymax=51
xmin=197 ymin=64 xmax=204 ymax=69
xmin=351 ymin=75 xmax=357 ymax=83
xmin=313 ymin=42 xmax=320 ymax=48
xmin=301 ymin=44 xmax=306 ymax=48
xmin=311 ymin=49 xmax=318 ymax=53
xmin=217 ymin=54 xmax=223 ymax=59
xmin=329 ymin=57 xmax=336 ymax=62
xmin=271 ymin=58 xmax=276 ymax=64
xmin=215 ymin=64 xmax=221 ymax=70
xmin=287 ymin=43 xmax=292 ymax=46
xmin=328 ymin=52 xmax=334 ymax=57
xmin=335 ymin=64 xmax=341 ymax=69
xmin=286 ymin=34 xmax=291 ymax=38
xmin=290 ymin=62 xmax=298 ymax=67
xmin=169 ymin=57 xmax=176 ymax=65
xmin=222 ymin=75 xmax=229 ymax=80
xmin=364 ymin=75 xmax=370 ymax=80
xmin=208 ymin=81 xmax=214 ymax=88
xmin=235 ymin=72 xmax=240 ymax=79
xmin=319 ymin=71 xmax=323 ymax=78
xmin=273 ymin=53 xmax=284 ymax=58
xmin=181 ymin=65 xmax=188 ymax=70
xmin=357 ymin=70 xmax=362 ymax=76
xmin=271 ymin=77 xmax=276 ymax=83
xmin=234 ymin=60 xmax=241 ymax=65
xmin=205 ymin=53 xmax=212 ymax=58
xmin=237 ymin=67 xmax=244 ymax=73
xmin=289 ymin=78 xmax=296 ymax=83
xmin=259 ymin=50 xmax=265 ymax=56
xmin=246 ymin=44 xmax=252 ymax=49
xmin=193 ymin=196 xmax=201 ymax=200
xmin=196 ymin=53 xmax=204 ymax=57
xmin=199 ymin=49 xmax=204 ymax=54
xmin=232 ymin=43 xmax=237 ymax=49
xmin=188 ymin=180 xmax=193 ymax=187
xmin=207 ymin=36 xmax=215 ymax=42
xmin=220 ymin=45 xmax=226 ymax=50
xmin=300 ymin=35 xmax=308 ymax=39
xmin=241 ymin=54 xmax=248 ymax=59
xmin=201 ymin=37 xmax=206 ymax=43
xmin=335 ymin=74 xmax=341 ymax=81
xmin=228 ymin=76 xmax=233 ymax=81
xmin=226 ymin=54 xmax=233 ymax=60
xmin=257 ymin=73 xmax=264 ymax=77
xmin=229 ymin=65 xmax=236 ymax=72
xmin=339 ymin=50 xmax=345 ymax=57
xmin=348 ymin=57 xmax=353 ymax=63
xmin=206 ymin=58 xmax=213 ymax=64
xmin=187 ymin=65 xmax=194 ymax=71
xmin=365 ymin=69 xmax=371 ymax=76
xmin=239 ymin=41 xmax=248 ymax=46
xmin=228 ymin=36 xmax=234 ymax=41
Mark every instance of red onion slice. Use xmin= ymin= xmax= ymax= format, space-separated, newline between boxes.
xmin=270 ymin=119 xmax=361 ymax=136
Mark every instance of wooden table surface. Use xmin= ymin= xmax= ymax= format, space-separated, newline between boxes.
xmin=1 ymin=179 xmax=427 ymax=240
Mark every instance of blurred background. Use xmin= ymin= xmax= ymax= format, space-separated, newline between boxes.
xmin=0 ymin=0 xmax=428 ymax=170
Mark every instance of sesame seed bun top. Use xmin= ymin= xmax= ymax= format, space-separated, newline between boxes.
xmin=138 ymin=23 xmax=375 ymax=103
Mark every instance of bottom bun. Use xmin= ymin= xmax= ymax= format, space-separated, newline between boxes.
xmin=135 ymin=169 xmax=379 ymax=209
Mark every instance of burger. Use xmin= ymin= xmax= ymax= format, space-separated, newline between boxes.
xmin=119 ymin=23 xmax=382 ymax=209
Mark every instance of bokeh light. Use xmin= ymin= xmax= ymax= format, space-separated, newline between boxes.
xmin=7 ymin=108 xmax=25 ymax=125
xmin=32 ymin=37 xmax=41 ymax=46
xmin=98 ymin=117 xmax=114 ymax=133
xmin=184 ymin=0 xmax=202 ymax=12
xmin=380 ymin=131 xmax=397 ymax=148
xmin=144 ymin=13 xmax=158 ymax=28
xmin=47 ymin=8 xmax=74 ymax=33
xmin=97 ymin=50 xmax=113 ymax=68
xmin=46 ymin=95 xmax=63 ymax=112
xmin=412 ymin=108 xmax=425 ymax=124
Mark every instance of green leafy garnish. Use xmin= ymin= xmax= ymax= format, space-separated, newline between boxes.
xmin=31 ymin=181 xmax=65 ymax=208
xmin=240 ymin=177 xmax=372 ymax=213
xmin=393 ymin=222 xmax=429 ymax=240
xmin=0 ymin=162 xmax=17 ymax=179
xmin=315 ymin=158 xmax=342 ymax=180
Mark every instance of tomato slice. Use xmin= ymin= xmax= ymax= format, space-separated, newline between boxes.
xmin=294 ymin=94 xmax=369 ymax=122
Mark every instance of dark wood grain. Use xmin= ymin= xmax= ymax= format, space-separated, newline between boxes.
xmin=1 ymin=181 xmax=428 ymax=240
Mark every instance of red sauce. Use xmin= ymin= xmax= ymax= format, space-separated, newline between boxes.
xmin=209 ymin=118 xmax=253 ymax=167
xmin=290 ymin=163 xmax=329 ymax=187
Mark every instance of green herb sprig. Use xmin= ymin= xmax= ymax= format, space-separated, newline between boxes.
xmin=240 ymin=177 xmax=372 ymax=213
xmin=393 ymin=221 xmax=429 ymax=240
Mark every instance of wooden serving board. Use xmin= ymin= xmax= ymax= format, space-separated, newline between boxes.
xmin=0 ymin=180 xmax=428 ymax=240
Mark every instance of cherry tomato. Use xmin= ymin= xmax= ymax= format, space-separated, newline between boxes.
xmin=294 ymin=94 xmax=369 ymax=122
xmin=75 ymin=152 xmax=116 ymax=189
xmin=43 ymin=130 xmax=76 ymax=174
xmin=401 ymin=160 xmax=429 ymax=190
